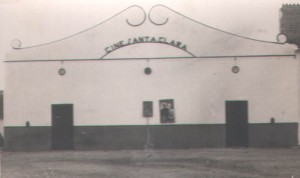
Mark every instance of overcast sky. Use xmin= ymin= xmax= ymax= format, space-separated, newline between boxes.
xmin=0 ymin=0 xmax=299 ymax=89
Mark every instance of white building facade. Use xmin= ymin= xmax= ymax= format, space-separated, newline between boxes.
xmin=3 ymin=5 xmax=299 ymax=151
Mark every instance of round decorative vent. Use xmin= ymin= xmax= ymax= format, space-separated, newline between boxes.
xmin=144 ymin=67 xmax=152 ymax=75
xmin=232 ymin=66 xmax=240 ymax=73
xmin=58 ymin=68 xmax=66 ymax=76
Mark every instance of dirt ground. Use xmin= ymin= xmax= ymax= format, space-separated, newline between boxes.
xmin=1 ymin=148 xmax=300 ymax=178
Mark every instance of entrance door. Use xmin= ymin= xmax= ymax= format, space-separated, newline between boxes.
xmin=225 ymin=101 xmax=248 ymax=147
xmin=51 ymin=104 xmax=74 ymax=150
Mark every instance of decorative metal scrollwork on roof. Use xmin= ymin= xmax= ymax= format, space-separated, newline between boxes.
xmin=11 ymin=4 xmax=285 ymax=50
xmin=148 ymin=5 xmax=169 ymax=26
xmin=126 ymin=5 xmax=146 ymax=27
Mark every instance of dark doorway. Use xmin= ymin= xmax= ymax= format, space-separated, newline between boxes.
xmin=225 ymin=101 xmax=248 ymax=147
xmin=51 ymin=104 xmax=74 ymax=150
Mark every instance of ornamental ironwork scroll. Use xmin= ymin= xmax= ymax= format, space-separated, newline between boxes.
xmin=148 ymin=4 xmax=169 ymax=26
xmin=11 ymin=5 xmax=147 ymax=49
xmin=126 ymin=5 xmax=146 ymax=27
xmin=11 ymin=4 xmax=284 ymax=60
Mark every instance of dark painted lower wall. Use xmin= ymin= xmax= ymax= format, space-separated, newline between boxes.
xmin=4 ymin=127 xmax=51 ymax=151
xmin=249 ymin=123 xmax=298 ymax=147
xmin=3 ymin=123 xmax=298 ymax=151
xmin=74 ymin=124 xmax=225 ymax=150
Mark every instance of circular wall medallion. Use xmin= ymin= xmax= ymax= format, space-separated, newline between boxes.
xmin=276 ymin=33 xmax=287 ymax=44
xmin=232 ymin=66 xmax=240 ymax=73
xmin=144 ymin=67 xmax=152 ymax=75
xmin=11 ymin=39 xmax=22 ymax=49
xmin=58 ymin=68 xmax=66 ymax=76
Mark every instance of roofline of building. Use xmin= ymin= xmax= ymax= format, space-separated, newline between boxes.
xmin=4 ymin=54 xmax=296 ymax=63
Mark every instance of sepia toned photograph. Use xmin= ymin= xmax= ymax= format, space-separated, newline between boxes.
xmin=0 ymin=0 xmax=300 ymax=177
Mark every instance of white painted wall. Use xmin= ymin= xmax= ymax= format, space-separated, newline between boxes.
xmin=4 ymin=56 xmax=298 ymax=128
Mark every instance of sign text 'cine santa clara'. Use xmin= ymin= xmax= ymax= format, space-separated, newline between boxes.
xmin=104 ymin=36 xmax=187 ymax=54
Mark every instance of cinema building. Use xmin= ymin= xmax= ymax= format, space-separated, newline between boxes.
xmin=3 ymin=5 xmax=300 ymax=151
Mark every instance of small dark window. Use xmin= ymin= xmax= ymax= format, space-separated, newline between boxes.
xmin=143 ymin=101 xmax=153 ymax=117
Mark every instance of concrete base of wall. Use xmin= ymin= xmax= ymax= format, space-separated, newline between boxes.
xmin=3 ymin=123 xmax=298 ymax=151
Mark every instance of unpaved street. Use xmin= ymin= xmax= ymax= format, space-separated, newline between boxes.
xmin=1 ymin=148 xmax=300 ymax=178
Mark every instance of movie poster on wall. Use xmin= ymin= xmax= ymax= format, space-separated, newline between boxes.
xmin=159 ymin=99 xmax=175 ymax=123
